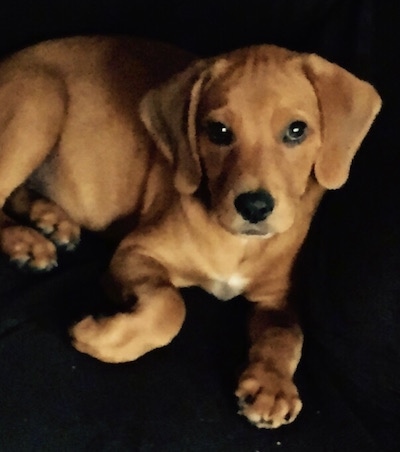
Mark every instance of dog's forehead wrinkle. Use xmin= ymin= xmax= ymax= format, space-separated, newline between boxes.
xmin=205 ymin=47 xmax=281 ymax=101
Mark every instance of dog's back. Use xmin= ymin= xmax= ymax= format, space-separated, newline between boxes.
xmin=0 ymin=36 xmax=194 ymax=230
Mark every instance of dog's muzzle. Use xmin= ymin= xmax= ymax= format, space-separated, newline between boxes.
xmin=234 ymin=190 xmax=275 ymax=224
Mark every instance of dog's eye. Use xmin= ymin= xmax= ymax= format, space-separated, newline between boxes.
xmin=205 ymin=121 xmax=234 ymax=146
xmin=283 ymin=121 xmax=308 ymax=145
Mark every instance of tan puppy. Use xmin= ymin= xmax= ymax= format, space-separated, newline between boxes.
xmin=0 ymin=37 xmax=381 ymax=428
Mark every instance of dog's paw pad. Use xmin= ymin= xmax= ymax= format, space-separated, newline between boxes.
xmin=236 ymin=368 xmax=302 ymax=429
xmin=1 ymin=225 xmax=58 ymax=271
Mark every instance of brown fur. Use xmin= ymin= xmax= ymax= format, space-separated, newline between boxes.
xmin=0 ymin=37 xmax=381 ymax=428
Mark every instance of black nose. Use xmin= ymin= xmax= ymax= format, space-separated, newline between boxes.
xmin=234 ymin=190 xmax=275 ymax=224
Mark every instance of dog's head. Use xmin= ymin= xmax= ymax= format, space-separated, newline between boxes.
xmin=140 ymin=45 xmax=381 ymax=237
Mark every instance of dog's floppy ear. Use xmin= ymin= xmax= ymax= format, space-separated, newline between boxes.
xmin=303 ymin=54 xmax=382 ymax=189
xmin=140 ymin=60 xmax=209 ymax=194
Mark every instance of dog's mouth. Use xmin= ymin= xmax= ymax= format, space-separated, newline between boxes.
xmin=236 ymin=221 xmax=276 ymax=238
xmin=241 ymin=229 xmax=274 ymax=238
xmin=214 ymin=215 xmax=275 ymax=238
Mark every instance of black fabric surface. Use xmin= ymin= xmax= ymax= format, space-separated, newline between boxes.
xmin=1 ymin=1 xmax=399 ymax=451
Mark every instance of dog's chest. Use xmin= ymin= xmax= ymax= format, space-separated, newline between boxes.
xmin=204 ymin=274 xmax=248 ymax=301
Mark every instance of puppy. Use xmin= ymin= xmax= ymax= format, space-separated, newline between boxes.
xmin=0 ymin=37 xmax=381 ymax=428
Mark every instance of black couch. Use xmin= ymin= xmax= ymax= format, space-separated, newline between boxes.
xmin=1 ymin=1 xmax=399 ymax=451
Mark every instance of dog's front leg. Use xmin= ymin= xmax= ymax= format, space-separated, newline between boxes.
xmin=236 ymin=305 xmax=303 ymax=429
xmin=71 ymin=246 xmax=186 ymax=363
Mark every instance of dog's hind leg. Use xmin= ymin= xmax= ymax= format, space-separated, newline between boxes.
xmin=0 ymin=220 xmax=58 ymax=271
xmin=5 ymin=186 xmax=81 ymax=251
xmin=0 ymin=68 xmax=68 ymax=270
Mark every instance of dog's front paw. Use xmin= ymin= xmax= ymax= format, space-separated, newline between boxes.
xmin=236 ymin=364 xmax=302 ymax=429
xmin=71 ymin=315 xmax=127 ymax=363
xmin=0 ymin=225 xmax=57 ymax=271
xmin=71 ymin=287 xmax=186 ymax=364
xmin=71 ymin=312 xmax=164 ymax=363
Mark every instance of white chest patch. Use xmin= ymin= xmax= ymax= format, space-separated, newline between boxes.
xmin=206 ymin=274 xmax=248 ymax=301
